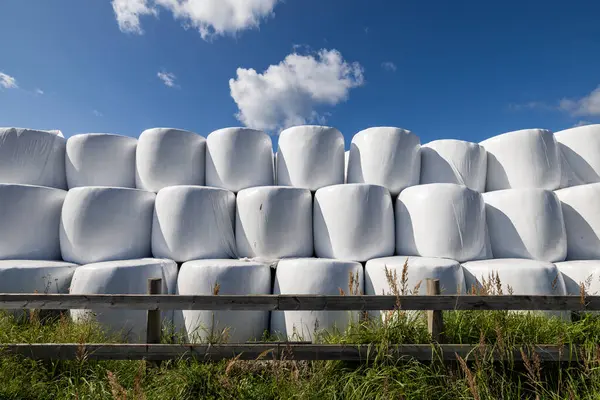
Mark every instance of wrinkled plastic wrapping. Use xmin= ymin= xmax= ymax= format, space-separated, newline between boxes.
xmin=396 ymin=183 xmax=486 ymax=262
xmin=271 ymin=258 xmax=363 ymax=341
xmin=0 ymin=184 xmax=66 ymax=260
xmin=277 ymin=126 xmax=344 ymax=190
xmin=236 ymin=186 xmax=313 ymax=259
xmin=556 ymin=261 xmax=600 ymax=296
xmin=60 ymin=187 xmax=155 ymax=264
xmin=314 ymin=184 xmax=394 ymax=262
xmin=136 ymin=128 xmax=206 ymax=192
xmin=420 ymin=139 xmax=487 ymax=192
xmin=152 ymin=186 xmax=236 ymax=262
xmin=555 ymin=184 xmax=600 ymax=260
xmin=480 ymin=129 xmax=560 ymax=191
xmin=206 ymin=127 xmax=273 ymax=192
xmin=0 ymin=127 xmax=67 ymax=189
xmin=483 ymin=189 xmax=566 ymax=262
xmin=556 ymin=125 xmax=600 ymax=188
xmin=66 ymin=133 xmax=137 ymax=189
xmin=347 ymin=127 xmax=421 ymax=195
xmin=462 ymin=259 xmax=568 ymax=319
xmin=174 ymin=259 xmax=271 ymax=343
xmin=70 ymin=258 xmax=177 ymax=342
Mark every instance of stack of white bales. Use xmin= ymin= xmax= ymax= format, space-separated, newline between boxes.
xmin=0 ymin=128 xmax=76 ymax=314
xmin=463 ymin=129 xmax=568 ymax=317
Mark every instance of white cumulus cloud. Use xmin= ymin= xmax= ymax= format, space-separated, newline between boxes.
xmin=381 ymin=61 xmax=397 ymax=72
xmin=0 ymin=72 xmax=18 ymax=89
xmin=559 ymin=86 xmax=600 ymax=117
xmin=229 ymin=49 xmax=364 ymax=132
xmin=157 ymin=71 xmax=177 ymax=87
xmin=112 ymin=0 xmax=278 ymax=40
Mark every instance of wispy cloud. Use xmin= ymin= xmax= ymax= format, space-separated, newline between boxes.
xmin=559 ymin=86 xmax=600 ymax=117
xmin=229 ymin=48 xmax=364 ymax=132
xmin=573 ymin=120 xmax=591 ymax=127
xmin=508 ymin=101 xmax=556 ymax=111
xmin=35 ymin=88 xmax=44 ymax=95
xmin=157 ymin=71 xmax=177 ymax=87
xmin=112 ymin=0 xmax=279 ymax=40
xmin=381 ymin=61 xmax=397 ymax=72
xmin=93 ymin=110 xmax=103 ymax=117
xmin=0 ymin=72 xmax=18 ymax=89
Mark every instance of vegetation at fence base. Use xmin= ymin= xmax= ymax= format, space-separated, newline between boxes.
xmin=1 ymin=310 xmax=600 ymax=399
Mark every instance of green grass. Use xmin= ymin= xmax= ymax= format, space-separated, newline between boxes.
xmin=2 ymin=308 xmax=600 ymax=399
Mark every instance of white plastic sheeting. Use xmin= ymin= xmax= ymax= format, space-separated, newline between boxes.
xmin=136 ymin=128 xmax=206 ymax=192
xmin=0 ymin=260 xmax=77 ymax=294
xmin=480 ymin=129 xmax=560 ymax=191
xmin=0 ymin=184 xmax=66 ymax=260
xmin=396 ymin=183 xmax=486 ymax=262
xmin=555 ymin=184 xmax=600 ymax=260
xmin=347 ymin=127 xmax=421 ymax=195
xmin=206 ymin=127 xmax=273 ymax=192
xmin=556 ymin=125 xmax=600 ymax=188
xmin=556 ymin=261 xmax=600 ymax=296
xmin=236 ymin=186 xmax=313 ymax=259
xmin=60 ymin=187 xmax=155 ymax=264
xmin=314 ymin=184 xmax=394 ymax=262
xmin=462 ymin=259 xmax=568 ymax=319
xmin=271 ymin=258 xmax=363 ymax=341
xmin=483 ymin=189 xmax=567 ymax=262
xmin=70 ymin=258 xmax=177 ymax=342
xmin=420 ymin=139 xmax=487 ymax=192
xmin=0 ymin=127 xmax=67 ymax=189
xmin=277 ymin=125 xmax=344 ymax=190
xmin=66 ymin=133 xmax=137 ymax=189
xmin=174 ymin=259 xmax=271 ymax=343
xmin=152 ymin=186 xmax=236 ymax=262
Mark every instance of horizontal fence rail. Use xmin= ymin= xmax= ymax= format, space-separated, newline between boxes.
xmin=0 ymin=294 xmax=597 ymax=311
xmin=0 ymin=343 xmax=584 ymax=362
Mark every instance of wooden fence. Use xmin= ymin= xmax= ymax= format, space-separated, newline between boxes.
xmin=0 ymin=278 xmax=596 ymax=363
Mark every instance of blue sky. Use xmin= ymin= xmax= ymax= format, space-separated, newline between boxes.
xmin=1 ymin=0 xmax=599 ymax=148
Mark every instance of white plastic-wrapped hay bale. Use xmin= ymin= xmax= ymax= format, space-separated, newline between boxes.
xmin=420 ymin=139 xmax=487 ymax=192
xmin=236 ymin=186 xmax=313 ymax=258
xmin=462 ymin=259 xmax=568 ymax=319
xmin=70 ymin=258 xmax=177 ymax=342
xmin=206 ymin=127 xmax=273 ymax=192
xmin=365 ymin=256 xmax=465 ymax=319
xmin=60 ymin=187 xmax=155 ymax=264
xmin=174 ymin=259 xmax=271 ymax=343
xmin=136 ymin=128 xmax=206 ymax=192
xmin=0 ymin=128 xmax=67 ymax=189
xmin=366 ymin=256 xmax=466 ymax=295
xmin=483 ymin=188 xmax=566 ymax=262
xmin=0 ymin=260 xmax=78 ymax=318
xmin=314 ymin=184 xmax=394 ymax=262
xmin=347 ymin=127 xmax=421 ymax=195
xmin=556 ymin=261 xmax=600 ymax=296
xmin=480 ymin=129 xmax=560 ymax=191
xmin=396 ymin=183 xmax=486 ymax=262
xmin=0 ymin=260 xmax=77 ymax=294
xmin=555 ymin=184 xmax=600 ymax=260
xmin=152 ymin=186 xmax=236 ymax=262
xmin=271 ymin=258 xmax=363 ymax=341
xmin=277 ymin=125 xmax=344 ymax=190
xmin=66 ymin=133 xmax=137 ymax=189
xmin=555 ymin=124 xmax=600 ymax=188
xmin=0 ymin=184 xmax=66 ymax=260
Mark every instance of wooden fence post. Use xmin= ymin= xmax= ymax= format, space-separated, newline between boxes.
xmin=427 ymin=279 xmax=444 ymax=343
xmin=146 ymin=278 xmax=162 ymax=344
